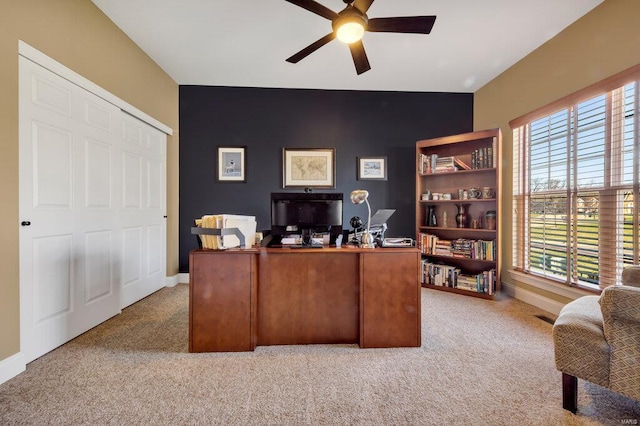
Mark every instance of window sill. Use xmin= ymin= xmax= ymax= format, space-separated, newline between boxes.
xmin=508 ymin=270 xmax=597 ymax=300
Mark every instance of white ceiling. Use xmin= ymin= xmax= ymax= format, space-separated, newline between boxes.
xmin=91 ymin=0 xmax=603 ymax=93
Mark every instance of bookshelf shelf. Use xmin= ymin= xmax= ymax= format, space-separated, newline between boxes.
xmin=418 ymin=167 xmax=496 ymax=178
xmin=423 ymin=284 xmax=496 ymax=300
xmin=419 ymin=198 xmax=496 ymax=204
xmin=422 ymin=254 xmax=497 ymax=265
xmin=418 ymin=226 xmax=496 ymax=234
xmin=416 ymin=129 xmax=502 ymax=299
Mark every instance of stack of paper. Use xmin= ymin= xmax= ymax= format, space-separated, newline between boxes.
xmin=221 ymin=215 xmax=257 ymax=248
xmin=196 ymin=214 xmax=257 ymax=249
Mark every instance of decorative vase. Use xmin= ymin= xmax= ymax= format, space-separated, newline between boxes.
xmin=455 ymin=204 xmax=470 ymax=228
xmin=485 ymin=210 xmax=497 ymax=230
xmin=427 ymin=205 xmax=437 ymax=227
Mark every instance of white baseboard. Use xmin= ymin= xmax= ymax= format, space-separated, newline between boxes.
xmin=501 ymin=281 xmax=566 ymax=317
xmin=0 ymin=352 xmax=26 ymax=385
xmin=165 ymin=273 xmax=189 ymax=287
xmin=165 ymin=274 xmax=179 ymax=287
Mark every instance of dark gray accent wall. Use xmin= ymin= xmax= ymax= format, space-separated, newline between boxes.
xmin=179 ymin=86 xmax=473 ymax=272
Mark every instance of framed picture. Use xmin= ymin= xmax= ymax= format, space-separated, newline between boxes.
xmin=217 ymin=146 xmax=246 ymax=182
xmin=357 ymin=156 xmax=387 ymax=180
xmin=282 ymin=148 xmax=335 ymax=188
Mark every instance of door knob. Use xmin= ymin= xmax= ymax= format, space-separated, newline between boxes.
xmin=21 ymin=221 xmax=31 ymax=226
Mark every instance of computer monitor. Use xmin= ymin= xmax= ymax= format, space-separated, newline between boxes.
xmin=270 ymin=192 xmax=343 ymax=244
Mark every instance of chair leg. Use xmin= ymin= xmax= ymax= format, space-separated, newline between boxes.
xmin=562 ymin=373 xmax=578 ymax=413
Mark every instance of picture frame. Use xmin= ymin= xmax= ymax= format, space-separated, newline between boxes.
xmin=217 ymin=146 xmax=246 ymax=182
xmin=357 ymin=156 xmax=387 ymax=180
xmin=282 ymin=148 xmax=335 ymax=189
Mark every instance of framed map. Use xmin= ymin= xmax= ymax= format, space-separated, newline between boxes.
xmin=282 ymin=148 xmax=335 ymax=188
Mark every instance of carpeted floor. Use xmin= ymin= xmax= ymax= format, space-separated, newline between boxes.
xmin=1 ymin=284 xmax=639 ymax=425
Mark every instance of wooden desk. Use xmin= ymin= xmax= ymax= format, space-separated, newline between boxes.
xmin=189 ymin=250 xmax=259 ymax=352
xmin=189 ymin=247 xmax=420 ymax=352
xmin=257 ymin=249 xmax=360 ymax=346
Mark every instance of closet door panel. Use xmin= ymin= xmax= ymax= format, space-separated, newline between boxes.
xmin=19 ymin=57 xmax=121 ymax=362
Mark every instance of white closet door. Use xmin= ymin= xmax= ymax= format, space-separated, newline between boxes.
xmin=19 ymin=57 xmax=122 ymax=362
xmin=120 ymin=113 xmax=166 ymax=309
xmin=19 ymin=55 xmax=167 ymax=362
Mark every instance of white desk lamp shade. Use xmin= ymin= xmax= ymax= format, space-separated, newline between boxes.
xmin=349 ymin=190 xmax=375 ymax=248
xmin=350 ymin=189 xmax=368 ymax=204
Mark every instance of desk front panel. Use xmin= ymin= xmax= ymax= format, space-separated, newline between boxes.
xmin=257 ymin=250 xmax=359 ymax=345
xmin=189 ymin=250 xmax=257 ymax=352
xmin=360 ymin=251 xmax=421 ymax=348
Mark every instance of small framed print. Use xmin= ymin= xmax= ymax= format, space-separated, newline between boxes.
xmin=282 ymin=148 xmax=335 ymax=188
xmin=357 ymin=156 xmax=387 ymax=180
xmin=217 ymin=146 xmax=246 ymax=183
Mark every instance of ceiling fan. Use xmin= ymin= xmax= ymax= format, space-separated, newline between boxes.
xmin=285 ymin=0 xmax=436 ymax=75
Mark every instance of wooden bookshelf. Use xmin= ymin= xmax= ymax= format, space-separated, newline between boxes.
xmin=416 ymin=129 xmax=502 ymax=299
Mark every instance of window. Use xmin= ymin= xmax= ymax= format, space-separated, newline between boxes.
xmin=511 ymin=65 xmax=640 ymax=290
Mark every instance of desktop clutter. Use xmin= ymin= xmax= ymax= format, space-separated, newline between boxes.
xmin=193 ymin=190 xmax=415 ymax=250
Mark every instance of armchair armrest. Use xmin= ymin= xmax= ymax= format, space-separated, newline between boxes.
xmin=622 ymin=266 xmax=640 ymax=288
xmin=599 ymin=284 xmax=640 ymax=401
xmin=600 ymin=285 xmax=640 ymax=327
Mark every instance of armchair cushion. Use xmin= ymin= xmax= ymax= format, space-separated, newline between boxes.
xmin=599 ymin=285 xmax=640 ymax=400
xmin=553 ymin=295 xmax=610 ymax=388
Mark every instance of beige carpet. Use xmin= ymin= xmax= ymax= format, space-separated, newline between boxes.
xmin=1 ymin=284 xmax=639 ymax=425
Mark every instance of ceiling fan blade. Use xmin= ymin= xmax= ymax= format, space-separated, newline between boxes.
xmin=348 ymin=40 xmax=371 ymax=75
xmin=286 ymin=33 xmax=336 ymax=63
xmin=285 ymin=0 xmax=338 ymax=21
xmin=368 ymin=16 xmax=437 ymax=34
xmin=353 ymin=0 xmax=375 ymax=14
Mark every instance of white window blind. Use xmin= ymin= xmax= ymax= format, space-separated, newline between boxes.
xmin=511 ymin=65 xmax=640 ymax=290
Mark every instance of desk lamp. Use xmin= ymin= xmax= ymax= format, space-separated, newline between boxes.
xmin=350 ymin=189 xmax=375 ymax=248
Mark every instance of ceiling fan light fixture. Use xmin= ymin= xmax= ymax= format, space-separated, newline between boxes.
xmin=333 ymin=8 xmax=367 ymax=44
xmin=337 ymin=21 xmax=365 ymax=44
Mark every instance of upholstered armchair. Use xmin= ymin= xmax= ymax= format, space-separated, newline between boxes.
xmin=553 ymin=266 xmax=640 ymax=413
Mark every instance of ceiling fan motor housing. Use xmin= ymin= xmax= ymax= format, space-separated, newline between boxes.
xmin=332 ymin=6 xmax=368 ymax=34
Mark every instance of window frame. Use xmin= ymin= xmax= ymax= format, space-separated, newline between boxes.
xmin=510 ymin=64 xmax=640 ymax=291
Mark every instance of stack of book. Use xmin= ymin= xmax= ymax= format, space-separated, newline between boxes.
xmin=434 ymin=239 xmax=454 ymax=256
xmin=418 ymin=233 xmax=438 ymax=255
xmin=472 ymin=239 xmax=496 ymax=261
xmin=455 ymin=269 xmax=496 ymax=294
xmin=451 ymin=239 xmax=472 ymax=257
xmin=418 ymin=154 xmax=471 ymax=174
xmin=420 ymin=259 xmax=496 ymax=294
xmin=418 ymin=234 xmax=496 ymax=261
xmin=470 ymin=139 xmax=497 ymax=169
xmin=421 ymin=262 xmax=459 ymax=287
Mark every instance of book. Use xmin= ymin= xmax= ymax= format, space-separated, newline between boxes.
xmin=454 ymin=157 xmax=471 ymax=170
xmin=418 ymin=154 xmax=472 ymax=174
